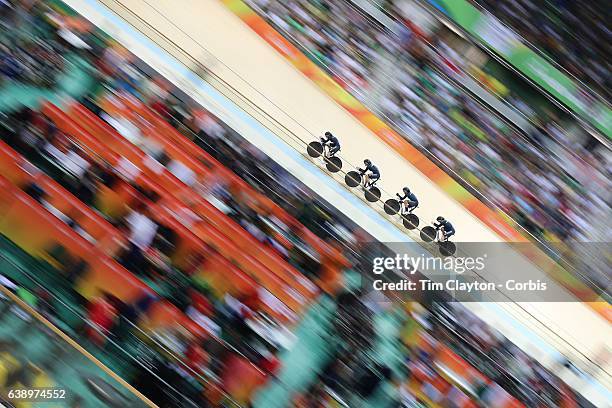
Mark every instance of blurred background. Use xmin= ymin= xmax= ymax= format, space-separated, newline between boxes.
xmin=0 ymin=0 xmax=609 ymax=407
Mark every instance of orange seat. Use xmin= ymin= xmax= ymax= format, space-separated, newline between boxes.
xmin=43 ymin=103 xmax=311 ymax=316
xmin=152 ymin=205 xmax=307 ymax=315
xmin=0 ymin=141 xmax=124 ymax=256
xmin=63 ymin=102 xmax=316 ymax=304
xmin=0 ymin=177 xmax=149 ymax=304
xmin=0 ymin=176 xmax=218 ymax=337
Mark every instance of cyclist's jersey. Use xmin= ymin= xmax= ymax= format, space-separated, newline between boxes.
xmin=323 ymin=134 xmax=340 ymax=147
xmin=364 ymin=163 xmax=380 ymax=177
xmin=399 ymin=191 xmax=418 ymax=205
xmin=438 ymin=221 xmax=455 ymax=234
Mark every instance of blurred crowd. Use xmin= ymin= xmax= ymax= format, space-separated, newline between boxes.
xmin=474 ymin=0 xmax=610 ymax=101
xmin=293 ymin=262 xmax=586 ymax=407
xmin=0 ymin=0 xmax=596 ymax=407
xmin=248 ymin=0 xmax=611 ymax=292
xmin=0 ymin=0 xmax=66 ymax=88
xmin=3 ymin=55 xmax=349 ymax=408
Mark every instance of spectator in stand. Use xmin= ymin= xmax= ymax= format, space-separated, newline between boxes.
xmin=258 ymin=344 xmax=281 ymax=378
xmin=84 ymin=292 xmax=118 ymax=347
xmin=194 ymin=109 xmax=226 ymax=144
xmin=73 ymin=166 xmax=99 ymax=207
xmin=118 ymin=200 xmax=158 ymax=275
xmin=101 ymin=289 xmax=159 ymax=342
xmin=158 ymin=153 xmax=197 ymax=187
xmin=0 ymin=2 xmax=65 ymax=89
xmin=150 ymin=97 xmax=171 ymax=122
xmin=184 ymin=337 xmax=209 ymax=375
xmin=185 ymin=288 xmax=220 ymax=338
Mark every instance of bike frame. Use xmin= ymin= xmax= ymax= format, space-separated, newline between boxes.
xmin=401 ymin=200 xmax=416 ymax=214
xmin=320 ymin=142 xmax=329 ymax=158
xmin=436 ymin=228 xmax=449 ymax=243
xmin=362 ymin=172 xmax=370 ymax=187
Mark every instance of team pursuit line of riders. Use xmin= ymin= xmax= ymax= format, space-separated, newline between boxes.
xmin=308 ymin=132 xmax=456 ymax=256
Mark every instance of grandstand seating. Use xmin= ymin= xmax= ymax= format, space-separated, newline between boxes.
xmin=40 ymin=102 xmax=317 ymax=316
xmin=0 ymin=134 xmax=308 ymax=320
xmin=0 ymin=98 xmax=321 ymax=402
xmin=0 ymin=177 xmax=147 ymax=300
xmin=92 ymin=93 xmax=348 ymax=271
xmin=1 ymin=120 xmax=299 ymax=321
xmin=0 ymin=141 xmax=123 ymax=255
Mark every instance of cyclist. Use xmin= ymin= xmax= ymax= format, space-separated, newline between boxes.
xmin=396 ymin=187 xmax=418 ymax=214
xmin=434 ymin=216 xmax=455 ymax=242
xmin=359 ymin=159 xmax=380 ymax=188
xmin=321 ymin=131 xmax=341 ymax=157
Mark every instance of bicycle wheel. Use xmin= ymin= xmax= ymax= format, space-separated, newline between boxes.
xmin=403 ymin=214 xmax=419 ymax=230
xmin=325 ymin=156 xmax=342 ymax=173
xmin=365 ymin=186 xmax=381 ymax=202
xmin=345 ymin=171 xmax=361 ymax=187
xmin=439 ymin=241 xmax=456 ymax=257
xmin=420 ymin=226 xmax=436 ymax=242
xmin=384 ymin=199 xmax=400 ymax=215
xmin=307 ymin=141 xmax=324 ymax=158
